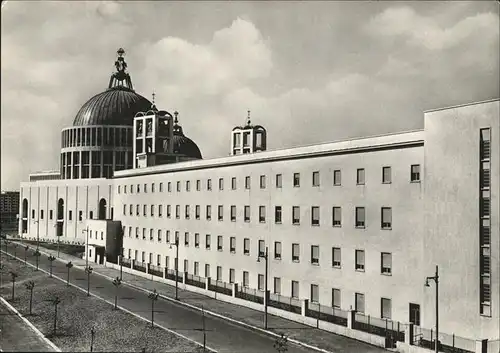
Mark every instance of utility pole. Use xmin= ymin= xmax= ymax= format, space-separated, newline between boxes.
xmin=257 ymin=246 xmax=269 ymax=329
xmin=425 ymin=265 xmax=439 ymax=353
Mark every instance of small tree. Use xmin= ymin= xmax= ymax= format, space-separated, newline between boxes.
xmin=24 ymin=245 xmax=29 ymax=264
xmin=147 ymin=289 xmax=159 ymax=328
xmin=34 ymin=249 xmax=41 ymax=271
xmin=65 ymin=261 xmax=73 ymax=286
xmin=85 ymin=266 xmax=93 ymax=296
xmin=90 ymin=326 xmax=96 ymax=352
xmin=273 ymin=333 xmax=288 ymax=353
xmin=10 ymin=271 xmax=18 ymax=300
xmin=49 ymin=296 xmax=61 ymax=336
xmin=24 ymin=280 xmax=35 ymax=315
xmin=48 ymin=255 xmax=56 ymax=277
xmin=112 ymin=277 xmax=122 ymax=310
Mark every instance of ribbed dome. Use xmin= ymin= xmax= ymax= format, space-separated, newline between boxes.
xmin=73 ymin=87 xmax=152 ymax=126
xmin=172 ymin=125 xmax=202 ymax=159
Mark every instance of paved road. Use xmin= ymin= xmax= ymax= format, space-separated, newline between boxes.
xmin=2 ymin=245 xmax=316 ymax=353
xmin=0 ymin=300 xmax=56 ymax=352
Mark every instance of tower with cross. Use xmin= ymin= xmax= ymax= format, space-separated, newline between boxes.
xmin=230 ymin=110 xmax=267 ymax=155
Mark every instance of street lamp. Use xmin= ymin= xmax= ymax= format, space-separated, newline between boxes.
xmin=169 ymin=237 xmax=180 ymax=300
xmin=85 ymin=265 xmax=93 ymax=296
xmin=257 ymin=246 xmax=269 ymax=330
xmin=148 ymin=289 xmax=159 ymax=328
xmin=82 ymin=226 xmax=89 ymax=267
xmin=425 ymin=265 xmax=439 ymax=353
xmin=34 ymin=219 xmax=40 ymax=251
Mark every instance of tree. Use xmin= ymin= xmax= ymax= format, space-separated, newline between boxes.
xmin=24 ymin=245 xmax=29 ymax=265
xmin=34 ymin=249 xmax=41 ymax=271
xmin=9 ymin=271 xmax=18 ymax=300
xmin=24 ymin=280 xmax=35 ymax=315
xmin=85 ymin=266 xmax=93 ymax=296
xmin=112 ymin=277 xmax=122 ymax=310
xmin=48 ymin=255 xmax=56 ymax=277
xmin=90 ymin=326 xmax=96 ymax=352
xmin=65 ymin=261 xmax=73 ymax=286
xmin=49 ymin=296 xmax=61 ymax=336
xmin=273 ymin=333 xmax=288 ymax=353
xmin=147 ymin=289 xmax=159 ymax=328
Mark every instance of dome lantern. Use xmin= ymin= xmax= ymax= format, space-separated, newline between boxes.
xmin=231 ymin=110 xmax=267 ymax=155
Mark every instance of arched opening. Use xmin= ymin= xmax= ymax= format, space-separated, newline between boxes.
xmin=99 ymin=199 xmax=107 ymax=220
xmin=57 ymin=199 xmax=64 ymax=238
xmin=21 ymin=199 xmax=28 ymax=233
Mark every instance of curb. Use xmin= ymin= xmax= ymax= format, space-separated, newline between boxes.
xmin=0 ymin=297 xmax=62 ymax=352
xmin=1 ymin=250 xmax=217 ymax=353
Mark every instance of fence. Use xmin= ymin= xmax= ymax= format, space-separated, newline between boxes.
xmin=235 ymin=286 xmax=264 ymax=304
xmin=208 ymin=279 xmax=232 ymax=296
xmin=132 ymin=261 xmax=147 ymax=273
xmin=306 ymin=302 xmax=348 ymax=327
xmin=120 ymin=257 xmax=131 ymax=268
xmin=412 ymin=326 xmax=476 ymax=353
xmin=185 ymin=273 xmax=206 ymax=289
xmin=164 ymin=268 xmax=183 ymax=283
xmin=148 ymin=264 xmax=163 ymax=278
xmin=353 ymin=312 xmax=405 ymax=347
xmin=268 ymin=293 xmax=302 ymax=315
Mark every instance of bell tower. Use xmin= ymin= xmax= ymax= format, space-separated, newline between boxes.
xmin=231 ymin=110 xmax=267 ymax=155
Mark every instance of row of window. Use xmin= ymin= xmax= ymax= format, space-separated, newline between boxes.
xmin=117 ymin=165 xmax=421 ymax=194
xmin=31 ymin=209 xmax=96 ymax=222
xmin=123 ymin=204 xmax=393 ymax=229
xmin=479 ymin=128 xmax=491 ymax=317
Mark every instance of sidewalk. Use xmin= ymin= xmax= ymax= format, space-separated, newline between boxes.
xmin=15 ymin=241 xmax=387 ymax=353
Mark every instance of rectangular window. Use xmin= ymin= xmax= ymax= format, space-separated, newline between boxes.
xmin=332 ymin=207 xmax=342 ymax=227
xmin=258 ymin=240 xmax=265 ymax=257
xmin=310 ymin=284 xmax=319 ymax=303
xmin=196 ymin=180 xmax=201 ymax=191
xmin=157 ymin=230 xmax=162 ymax=242
xmin=176 ymin=181 xmax=181 ymax=192
xmin=135 ymin=227 xmax=139 ymax=239
xmin=355 ymin=250 xmax=365 ymax=271
xmin=118 ymin=185 xmax=121 ymax=194
xmin=333 ymin=170 xmax=341 ymax=186
xmin=217 ymin=266 xmax=222 ymax=281
xmin=229 ymin=269 xmax=235 ymax=283
xmin=194 ymin=262 xmax=199 ymax=276
xmin=311 ymin=206 xmax=320 ymax=226
xmin=244 ymin=238 xmax=250 ymax=255
xmin=194 ymin=205 xmax=200 ymax=220
xmin=245 ymin=176 xmax=251 ymax=189
xmin=258 ymin=274 xmax=265 ymax=291
xmin=259 ymin=206 xmax=266 ymax=223
xmin=175 ymin=231 xmax=179 ymax=243
xmin=166 ymin=230 xmax=170 ymax=243
xmin=184 ymin=232 xmax=189 ymax=246
xmin=158 ymin=205 xmax=163 ymax=217
xmin=205 ymin=234 xmax=211 ymax=249
xmin=186 ymin=180 xmax=190 ymax=192
xmin=276 ymin=174 xmax=282 ymax=188
xmin=230 ymin=205 xmax=236 ymax=221
xmin=312 ymin=171 xmax=320 ymax=187
xmin=68 ymin=211 xmax=72 ymax=221
xmin=332 ymin=288 xmax=341 ymax=309
xmin=230 ymin=237 xmax=236 ymax=253
xmin=185 ymin=205 xmax=190 ymax=219
xmin=217 ymin=235 xmax=223 ymax=251
xmin=195 ymin=233 xmax=200 ymax=248
xmin=157 ymin=254 xmax=161 ymax=266
xmin=152 ymin=183 xmax=155 ymax=193
xmin=143 ymin=205 xmax=147 ymax=217
xmin=382 ymin=167 xmax=391 ymax=183
xmin=357 ymin=168 xmax=365 ymax=185
xmin=123 ymin=204 xmax=127 ymax=216
xmin=49 ymin=210 xmax=53 ymax=220
xmin=175 ymin=205 xmax=180 ymax=219
xmin=292 ymin=243 xmax=300 ymax=262
xmin=332 ymin=247 xmax=341 ymax=268
xmin=274 ymin=277 xmax=281 ymax=294
xmin=78 ymin=211 xmax=83 ymax=221
xmin=260 ymin=175 xmax=266 ymax=189
xmin=381 ymin=252 xmax=392 ymax=275
xmin=219 ymin=178 xmax=224 ymax=190
xmin=244 ymin=206 xmax=250 ymax=222
xmin=151 ymin=205 xmax=155 ymax=217
xmin=381 ymin=207 xmax=392 ymax=229
xmin=274 ymin=206 xmax=282 ymax=224
xmin=411 ymin=164 xmax=421 ymax=182
xmin=481 ymin=128 xmax=491 ymax=160
xmin=292 ymin=206 xmax=300 ymax=225
xmin=137 ymin=184 xmax=140 ymax=193
xmin=149 ymin=229 xmax=154 ymax=241
xmin=311 ymin=245 xmax=319 ymax=265
xmin=206 ymin=205 xmax=212 ymax=220
xmin=291 ymin=280 xmax=299 ymax=299
xmin=274 ymin=242 xmax=282 ymax=260
xmin=218 ymin=205 xmax=223 ymax=221
xmin=243 ymin=271 xmax=249 ymax=287
xmin=205 ymin=264 xmax=210 ymax=278
xmin=207 ymin=179 xmax=212 ymax=191
xmin=293 ymin=173 xmax=300 ymax=187
xmin=355 ymin=293 xmax=365 ymax=313
xmin=231 ymin=177 xmax=236 ymax=190
xmin=166 ymin=205 xmax=171 ymax=218
xmin=159 ymin=182 xmax=163 ymax=192
xmin=381 ymin=298 xmax=392 ymax=319
xmin=165 ymin=256 xmax=170 ymax=269
xmin=40 ymin=210 xmax=45 ymax=220
xmin=355 ymin=207 xmax=365 ymax=228
xmin=136 ymin=205 xmax=140 ymax=216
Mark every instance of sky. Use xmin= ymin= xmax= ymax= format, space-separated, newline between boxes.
xmin=1 ymin=1 xmax=499 ymax=190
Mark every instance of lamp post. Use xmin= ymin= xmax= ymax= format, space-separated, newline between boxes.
xmin=34 ymin=219 xmax=40 ymax=251
xmin=148 ymin=289 xmax=159 ymax=328
xmin=82 ymin=226 xmax=89 ymax=267
xmin=85 ymin=265 xmax=93 ymax=296
xmin=169 ymin=237 xmax=179 ymax=300
xmin=54 ymin=223 xmax=60 ymax=258
xmin=257 ymin=246 xmax=269 ymax=330
xmin=425 ymin=265 xmax=439 ymax=353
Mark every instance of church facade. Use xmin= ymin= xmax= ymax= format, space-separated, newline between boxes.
xmin=18 ymin=49 xmax=499 ymax=350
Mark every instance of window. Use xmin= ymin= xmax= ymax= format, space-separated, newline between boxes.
xmin=258 ymin=274 xmax=265 ymax=291
xmin=481 ymin=128 xmax=491 ymax=160
xmin=311 ymin=206 xmax=320 ymax=226
xmin=175 ymin=205 xmax=180 ymax=219
xmin=144 ymin=184 xmax=148 ymax=193
xmin=292 ymin=243 xmax=300 ymax=262
xmin=205 ymin=264 xmax=210 ymax=278
xmin=411 ymin=164 xmax=420 ymax=182
xmin=276 ymin=174 xmax=282 ymax=188
xmin=310 ymin=284 xmax=319 ymax=303
xmin=195 ymin=205 xmax=200 ymax=220
xmin=292 ymin=206 xmax=300 ymax=225
xmin=149 ymin=229 xmax=154 ymax=241
xmin=159 ymin=182 xmax=163 ymax=192
xmin=141 ymin=251 xmax=145 ymax=263
xmin=166 ymin=230 xmax=170 ymax=243
xmin=207 ymin=179 xmax=212 ymax=191
xmin=244 ymin=206 xmax=250 ymax=222
xmin=175 ymin=231 xmax=179 ymax=243
xmin=78 ymin=210 xmax=83 ymax=221
xmin=143 ymin=205 xmax=147 ymax=217
xmin=293 ymin=173 xmax=300 ymax=187
xmin=355 ymin=207 xmax=365 ymax=228
xmin=355 ymin=250 xmax=365 ymax=271
xmin=218 ymin=205 xmax=223 ymax=221
xmin=176 ymin=181 xmax=181 ymax=192
xmin=157 ymin=230 xmax=162 ymax=242
xmin=151 ymin=205 xmax=155 ymax=217
xmin=152 ymin=183 xmax=155 ymax=193
xmin=184 ymin=232 xmax=189 ymax=246
xmin=123 ymin=204 xmax=126 ymax=216
xmin=136 ymin=205 xmax=139 ymax=216
xmin=381 ymin=298 xmax=392 ymax=319
xmin=205 ymin=234 xmax=211 ymax=249
xmin=332 ymin=207 xmax=342 ymax=227
xmin=185 ymin=205 xmax=190 ymax=219
xmin=128 ymin=227 xmax=132 ymax=238
xmin=196 ymin=180 xmax=201 ymax=191
xmin=217 ymin=266 xmax=222 ymax=281
xmin=206 ymin=205 xmax=212 ymax=220
xmin=157 ymin=254 xmax=161 ymax=266
xmin=230 ymin=205 xmax=236 ymax=221
xmin=135 ymin=227 xmax=139 ymax=239
xmin=231 ymin=177 xmax=236 ymax=190
xmin=381 ymin=207 xmax=392 ymax=229
xmin=243 ymin=271 xmax=249 ymax=287
xmin=312 ymin=171 xmax=320 ymax=187
xmin=332 ymin=288 xmax=341 ymax=309
xmin=382 ymin=167 xmax=391 ymax=183
xmin=260 ymin=175 xmax=266 ymax=189
xmin=124 ymin=185 xmax=127 ymax=194
xmin=195 ymin=233 xmax=200 ymax=248
xmin=194 ymin=262 xmax=199 ymax=276
xmin=129 ymin=205 xmax=133 ymax=216
xmin=245 ymin=176 xmax=251 ymax=189
xmin=230 ymin=237 xmax=236 ymax=253
xmin=259 ymin=206 xmax=266 ymax=223
xmin=244 ymin=238 xmax=250 ymax=255
xmin=258 ymin=240 xmax=265 ymax=257
xmin=219 ymin=178 xmax=224 ymax=190
xmin=381 ymin=252 xmax=392 ymax=275
xmin=291 ymin=281 xmax=299 ymax=298
xmin=217 ymin=236 xmax=223 ymax=251
xmin=332 ymin=248 xmax=341 ymax=268
xmin=356 ymin=168 xmax=365 ymax=185
xmin=137 ymin=184 xmax=140 ymax=193
xmin=158 ymin=205 xmax=163 ymax=217
xmin=167 ymin=182 xmax=172 ymax=192
xmin=68 ymin=211 xmax=72 ymax=221
xmin=333 ymin=170 xmax=341 ymax=186
xmin=355 ymin=293 xmax=365 ymax=313
xmin=274 ymin=277 xmax=281 ymax=294
xmin=274 ymin=206 xmax=282 ymax=224
xmin=311 ymin=245 xmax=319 ymax=265
xmin=165 ymin=256 xmax=170 ymax=268
xmin=186 ymin=180 xmax=190 ymax=192
xmin=167 ymin=205 xmax=171 ymax=218
xmin=118 ymin=185 xmax=121 ymax=194
xmin=274 ymin=242 xmax=282 ymax=260
xmin=229 ymin=269 xmax=235 ymax=283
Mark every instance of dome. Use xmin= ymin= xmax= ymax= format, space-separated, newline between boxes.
xmin=172 ymin=124 xmax=202 ymax=159
xmin=73 ymin=87 xmax=152 ymax=126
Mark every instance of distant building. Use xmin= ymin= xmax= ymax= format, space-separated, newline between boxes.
xmin=1 ymin=190 xmax=20 ymax=231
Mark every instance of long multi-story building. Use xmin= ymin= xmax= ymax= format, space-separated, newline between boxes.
xmin=1 ymin=190 xmax=20 ymax=231
xmin=18 ymin=49 xmax=499 ymax=352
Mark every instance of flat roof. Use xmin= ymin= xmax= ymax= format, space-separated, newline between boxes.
xmin=424 ymin=98 xmax=499 ymax=113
